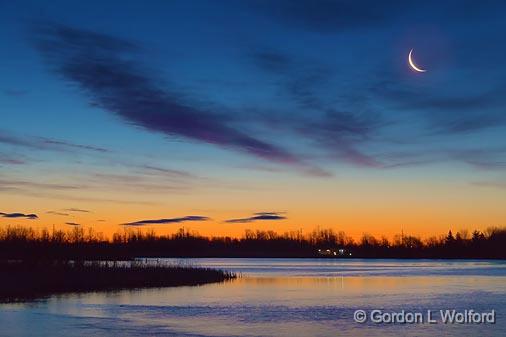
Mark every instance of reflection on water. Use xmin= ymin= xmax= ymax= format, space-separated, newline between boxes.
xmin=1 ymin=259 xmax=505 ymax=337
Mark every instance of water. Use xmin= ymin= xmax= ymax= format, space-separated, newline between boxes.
xmin=1 ymin=259 xmax=505 ymax=337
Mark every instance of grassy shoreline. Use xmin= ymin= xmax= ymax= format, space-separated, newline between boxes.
xmin=0 ymin=260 xmax=236 ymax=302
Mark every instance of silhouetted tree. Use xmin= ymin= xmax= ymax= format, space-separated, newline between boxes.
xmin=0 ymin=225 xmax=504 ymax=259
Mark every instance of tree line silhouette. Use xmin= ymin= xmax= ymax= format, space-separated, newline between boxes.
xmin=0 ymin=225 xmax=504 ymax=259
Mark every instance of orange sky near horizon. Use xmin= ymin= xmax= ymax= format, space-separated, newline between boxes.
xmin=1 ymin=169 xmax=504 ymax=240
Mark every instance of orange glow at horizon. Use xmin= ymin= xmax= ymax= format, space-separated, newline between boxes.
xmin=0 ymin=162 xmax=506 ymax=240
xmin=1 ymin=174 xmax=504 ymax=241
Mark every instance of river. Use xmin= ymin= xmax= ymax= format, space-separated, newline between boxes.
xmin=1 ymin=258 xmax=505 ymax=337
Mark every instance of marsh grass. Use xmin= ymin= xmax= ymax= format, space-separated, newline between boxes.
xmin=0 ymin=259 xmax=236 ymax=302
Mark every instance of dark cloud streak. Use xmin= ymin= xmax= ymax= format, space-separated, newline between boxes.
xmin=0 ymin=153 xmax=25 ymax=165
xmin=122 ymin=215 xmax=210 ymax=226
xmin=64 ymin=208 xmax=91 ymax=213
xmin=251 ymin=49 xmax=382 ymax=167
xmin=0 ymin=212 xmax=38 ymax=219
xmin=65 ymin=222 xmax=81 ymax=226
xmin=47 ymin=211 xmax=69 ymax=216
xmin=0 ymin=131 xmax=110 ymax=154
xmin=34 ymin=24 xmax=306 ymax=167
xmin=225 ymin=212 xmax=286 ymax=223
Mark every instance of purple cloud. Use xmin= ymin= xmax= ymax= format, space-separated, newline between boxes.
xmin=225 ymin=212 xmax=287 ymax=223
xmin=65 ymin=222 xmax=81 ymax=226
xmin=250 ymin=49 xmax=382 ymax=168
xmin=34 ymin=24 xmax=305 ymax=167
xmin=122 ymin=215 xmax=210 ymax=226
xmin=0 ymin=153 xmax=25 ymax=165
xmin=0 ymin=212 xmax=38 ymax=220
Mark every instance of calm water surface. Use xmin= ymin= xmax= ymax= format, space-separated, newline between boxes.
xmin=1 ymin=259 xmax=505 ymax=337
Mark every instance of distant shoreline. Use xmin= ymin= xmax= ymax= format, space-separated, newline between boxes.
xmin=136 ymin=256 xmax=506 ymax=260
xmin=0 ymin=260 xmax=236 ymax=303
xmin=1 ymin=226 xmax=505 ymax=260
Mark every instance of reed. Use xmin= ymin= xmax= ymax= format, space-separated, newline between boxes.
xmin=0 ymin=259 xmax=236 ymax=302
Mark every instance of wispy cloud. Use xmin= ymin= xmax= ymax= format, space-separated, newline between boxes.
xmin=225 ymin=212 xmax=287 ymax=224
xmin=42 ymin=139 xmax=110 ymax=153
xmin=65 ymin=222 xmax=81 ymax=226
xmin=122 ymin=215 xmax=210 ymax=226
xmin=372 ymin=80 xmax=506 ymax=134
xmin=85 ymin=172 xmax=189 ymax=193
xmin=47 ymin=211 xmax=69 ymax=216
xmin=141 ymin=165 xmax=196 ymax=179
xmin=450 ymin=148 xmax=506 ymax=170
xmin=64 ymin=208 xmax=90 ymax=213
xmin=0 ymin=153 xmax=25 ymax=165
xmin=0 ymin=130 xmax=110 ymax=154
xmin=0 ymin=178 xmax=159 ymax=206
xmin=0 ymin=179 xmax=81 ymax=191
xmin=250 ymin=48 xmax=382 ymax=168
xmin=0 ymin=212 xmax=38 ymax=219
xmin=2 ymin=186 xmax=158 ymax=206
xmin=34 ymin=24 xmax=306 ymax=167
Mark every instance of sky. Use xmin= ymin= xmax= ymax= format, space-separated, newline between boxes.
xmin=1 ymin=0 xmax=505 ymax=239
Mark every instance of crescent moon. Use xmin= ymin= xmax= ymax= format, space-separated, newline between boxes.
xmin=408 ymin=49 xmax=426 ymax=73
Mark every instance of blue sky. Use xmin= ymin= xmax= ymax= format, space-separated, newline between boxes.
xmin=0 ymin=0 xmax=505 ymax=237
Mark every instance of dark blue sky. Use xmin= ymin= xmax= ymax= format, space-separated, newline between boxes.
xmin=0 ymin=1 xmax=505 ymax=236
